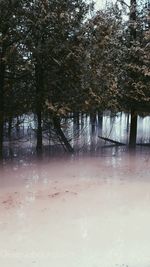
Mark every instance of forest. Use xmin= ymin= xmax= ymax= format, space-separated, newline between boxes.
xmin=0 ymin=0 xmax=150 ymax=160
xmin=0 ymin=2 xmax=150 ymax=267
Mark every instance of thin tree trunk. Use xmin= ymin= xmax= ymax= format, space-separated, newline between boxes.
xmin=0 ymin=55 xmax=5 ymax=160
xmin=35 ymin=62 xmax=43 ymax=154
xmin=0 ymin=120 xmax=3 ymax=160
xmin=98 ymin=112 xmax=103 ymax=127
xmin=36 ymin=110 xmax=42 ymax=153
xmin=73 ymin=112 xmax=80 ymax=137
xmin=126 ymin=113 xmax=130 ymax=133
xmin=8 ymin=116 xmax=12 ymax=140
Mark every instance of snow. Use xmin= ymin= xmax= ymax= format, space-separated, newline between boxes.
xmin=0 ymin=152 xmax=150 ymax=267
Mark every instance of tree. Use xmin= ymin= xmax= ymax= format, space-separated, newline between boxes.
xmin=0 ymin=0 xmax=24 ymax=158
xmin=23 ymin=0 xmax=89 ymax=153
xmin=82 ymin=4 xmax=123 ymax=113
xmin=118 ymin=0 xmax=150 ymax=147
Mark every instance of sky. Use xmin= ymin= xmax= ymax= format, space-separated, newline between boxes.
xmin=95 ymin=0 xmax=130 ymax=9
xmin=96 ymin=0 xmax=108 ymax=8
xmin=95 ymin=0 xmax=115 ymax=9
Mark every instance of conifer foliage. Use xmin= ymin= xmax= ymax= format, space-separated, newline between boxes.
xmin=0 ymin=0 xmax=149 ymax=156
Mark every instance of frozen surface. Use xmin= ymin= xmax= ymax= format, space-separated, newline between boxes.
xmin=0 ymin=152 xmax=150 ymax=267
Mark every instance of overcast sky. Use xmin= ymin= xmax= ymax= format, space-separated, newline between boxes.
xmin=95 ymin=0 xmax=130 ymax=9
xmin=95 ymin=0 xmax=114 ymax=9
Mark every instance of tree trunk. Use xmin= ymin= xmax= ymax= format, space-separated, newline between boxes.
xmin=126 ymin=113 xmax=130 ymax=133
xmin=130 ymin=0 xmax=137 ymax=40
xmin=35 ymin=62 xmax=43 ymax=154
xmin=98 ymin=112 xmax=103 ymax=127
xmin=0 ymin=55 xmax=5 ymax=160
xmin=73 ymin=112 xmax=80 ymax=137
xmin=53 ymin=117 xmax=74 ymax=153
xmin=90 ymin=112 xmax=97 ymax=134
xmin=8 ymin=116 xmax=12 ymax=140
xmin=0 ymin=120 xmax=3 ymax=160
xmin=128 ymin=0 xmax=137 ymax=149
xmin=36 ymin=110 xmax=42 ymax=153
xmin=129 ymin=109 xmax=137 ymax=148
xmin=73 ymin=112 xmax=80 ymax=126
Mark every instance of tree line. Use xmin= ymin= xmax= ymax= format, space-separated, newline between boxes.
xmin=0 ymin=0 xmax=150 ymax=158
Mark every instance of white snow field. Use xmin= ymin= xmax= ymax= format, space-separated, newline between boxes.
xmin=0 ymin=152 xmax=150 ymax=267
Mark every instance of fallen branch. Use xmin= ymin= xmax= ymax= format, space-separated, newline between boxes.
xmin=136 ymin=143 xmax=150 ymax=147
xmin=98 ymin=136 xmax=126 ymax=146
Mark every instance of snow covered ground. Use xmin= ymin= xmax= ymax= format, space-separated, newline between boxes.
xmin=0 ymin=151 xmax=150 ymax=267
